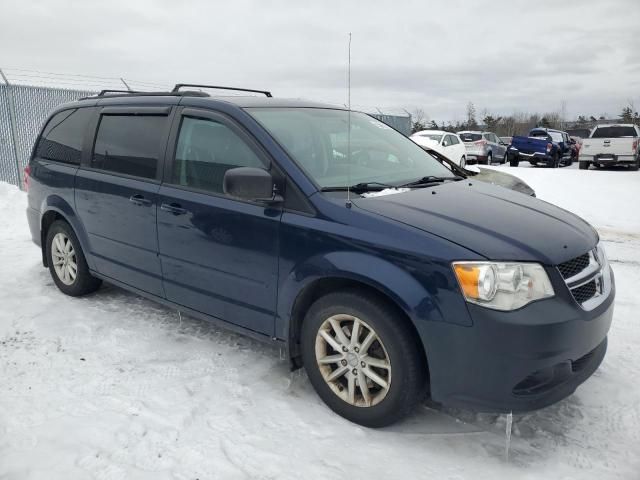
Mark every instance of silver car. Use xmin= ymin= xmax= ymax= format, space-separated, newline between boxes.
xmin=457 ymin=130 xmax=508 ymax=164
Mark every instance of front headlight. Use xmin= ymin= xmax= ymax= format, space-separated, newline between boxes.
xmin=452 ymin=262 xmax=554 ymax=311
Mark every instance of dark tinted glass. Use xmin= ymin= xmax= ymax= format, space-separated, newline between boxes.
xmin=36 ymin=108 xmax=93 ymax=164
xmin=459 ymin=133 xmax=482 ymax=142
xmin=92 ymin=115 xmax=167 ymax=179
xmin=591 ymin=126 xmax=637 ymax=138
xmin=172 ymin=117 xmax=264 ymax=193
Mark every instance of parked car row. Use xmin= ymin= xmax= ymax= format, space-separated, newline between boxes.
xmin=412 ymin=123 xmax=640 ymax=172
xmin=410 ymin=129 xmax=508 ymax=166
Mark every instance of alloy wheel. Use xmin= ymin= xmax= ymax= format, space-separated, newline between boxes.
xmin=315 ymin=314 xmax=391 ymax=407
xmin=51 ymin=232 xmax=77 ymax=285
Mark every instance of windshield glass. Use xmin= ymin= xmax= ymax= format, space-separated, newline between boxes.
xmin=247 ymin=108 xmax=454 ymax=188
xmin=591 ymin=126 xmax=637 ymax=138
xmin=548 ymin=131 xmax=563 ymax=142
xmin=414 ymin=133 xmax=442 ymax=142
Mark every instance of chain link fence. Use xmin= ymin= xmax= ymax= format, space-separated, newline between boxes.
xmin=0 ymin=70 xmax=413 ymax=188
xmin=0 ymin=83 xmax=96 ymax=187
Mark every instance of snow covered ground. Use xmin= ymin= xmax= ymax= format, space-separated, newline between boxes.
xmin=1 ymin=166 xmax=639 ymax=479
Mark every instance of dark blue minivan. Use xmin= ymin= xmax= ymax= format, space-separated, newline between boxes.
xmin=25 ymin=86 xmax=615 ymax=427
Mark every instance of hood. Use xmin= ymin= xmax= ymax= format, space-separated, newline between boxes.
xmin=353 ymin=180 xmax=597 ymax=265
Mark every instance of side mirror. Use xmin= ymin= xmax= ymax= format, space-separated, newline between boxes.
xmin=499 ymin=141 xmax=506 ymax=145
xmin=223 ymin=167 xmax=282 ymax=203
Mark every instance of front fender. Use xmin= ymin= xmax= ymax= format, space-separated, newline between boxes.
xmin=40 ymin=195 xmax=95 ymax=271
xmin=277 ymin=250 xmax=461 ymax=342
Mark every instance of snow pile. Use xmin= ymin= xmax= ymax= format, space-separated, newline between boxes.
xmin=361 ymin=187 xmax=411 ymax=198
xmin=1 ymin=174 xmax=639 ymax=479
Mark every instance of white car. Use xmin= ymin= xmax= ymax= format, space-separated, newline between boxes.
xmin=410 ymin=130 xmax=467 ymax=167
xmin=580 ymin=124 xmax=640 ymax=170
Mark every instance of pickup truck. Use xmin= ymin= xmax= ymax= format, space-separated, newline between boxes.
xmin=579 ymin=124 xmax=640 ymax=171
xmin=507 ymin=128 xmax=575 ymax=168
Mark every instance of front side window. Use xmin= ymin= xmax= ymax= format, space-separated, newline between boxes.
xmin=36 ymin=108 xmax=94 ymax=164
xmin=172 ymin=116 xmax=265 ymax=194
xmin=248 ymin=108 xmax=454 ymax=189
xmin=92 ymin=114 xmax=167 ymax=179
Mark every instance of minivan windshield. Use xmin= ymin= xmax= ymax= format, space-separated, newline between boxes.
xmin=247 ymin=108 xmax=455 ymax=189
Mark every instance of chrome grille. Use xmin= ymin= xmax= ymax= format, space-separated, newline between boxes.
xmin=557 ymin=253 xmax=590 ymax=279
xmin=571 ymin=280 xmax=597 ymax=304
xmin=557 ymin=247 xmax=610 ymax=310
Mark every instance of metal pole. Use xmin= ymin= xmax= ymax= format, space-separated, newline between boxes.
xmin=0 ymin=68 xmax=23 ymax=189
xmin=120 ymin=77 xmax=132 ymax=91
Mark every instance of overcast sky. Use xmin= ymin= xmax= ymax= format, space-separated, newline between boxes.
xmin=1 ymin=0 xmax=639 ymax=122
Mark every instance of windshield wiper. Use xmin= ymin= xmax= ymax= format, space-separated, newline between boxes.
xmin=399 ymin=175 xmax=463 ymax=187
xmin=320 ymin=181 xmax=397 ymax=192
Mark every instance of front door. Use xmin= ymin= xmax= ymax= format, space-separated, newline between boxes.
xmin=75 ymin=107 xmax=172 ymax=297
xmin=157 ymin=108 xmax=281 ymax=335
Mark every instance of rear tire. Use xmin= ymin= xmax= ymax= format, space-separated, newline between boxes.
xmin=301 ymin=290 xmax=426 ymax=428
xmin=630 ymin=156 xmax=640 ymax=171
xmin=579 ymin=161 xmax=590 ymax=170
xmin=46 ymin=220 xmax=101 ymax=296
xmin=550 ymin=153 xmax=560 ymax=168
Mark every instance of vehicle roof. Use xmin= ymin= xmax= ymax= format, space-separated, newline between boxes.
xmin=593 ymin=123 xmax=637 ymax=128
xmin=457 ymin=130 xmax=488 ymax=134
xmin=411 ymin=129 xmax=450 ymax=136
xmin=530 ymin=127 xmax=565 ymax=133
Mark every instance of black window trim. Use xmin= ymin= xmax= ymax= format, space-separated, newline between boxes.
xmin=82 ymin=106 xmax=175 ymax=184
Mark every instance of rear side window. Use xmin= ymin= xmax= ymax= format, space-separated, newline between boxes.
xmin=591 ymin=126 xmax=638 ymax=138
xmin=92 ymin=115 xmax=167 ymax=179
xmin=36 ymin=108 xmax=93 ymax=164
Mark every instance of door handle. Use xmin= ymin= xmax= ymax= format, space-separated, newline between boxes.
xmin=160 ymin=203 xmax=187 ymax=215
xmin=129 ymin=194 xmax=152 ymax=206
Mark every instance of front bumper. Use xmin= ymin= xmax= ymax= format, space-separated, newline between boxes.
xmin=419 ymin=267 xmax=615 ymax=412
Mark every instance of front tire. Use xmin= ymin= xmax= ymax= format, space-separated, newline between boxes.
xmin=509 ymin=155 xmax=519 ymax=167
xmin=46 ymin=220 xmax=101 ymax=296
xmin=301 ymin=290 xmax=426 ymax=428
xmin=579 ymin=161 xmax=590 ymax=170
xmin=486 ymin=152 xmax=493 ymax=165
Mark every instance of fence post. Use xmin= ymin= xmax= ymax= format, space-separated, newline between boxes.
xmin=0 ymin=68 xmax=23 ymax=189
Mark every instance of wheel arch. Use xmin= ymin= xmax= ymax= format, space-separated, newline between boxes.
xmin=39 ymin=196 xmax=93 ymax=270
xmin=280 ymin=252 xmax=436 ymax=378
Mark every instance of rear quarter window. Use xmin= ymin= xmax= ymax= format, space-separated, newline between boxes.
xmin=91 ymin=114 xmax=168 ymax=180
xmin=36 ymin=108 xmax=94 ymax=164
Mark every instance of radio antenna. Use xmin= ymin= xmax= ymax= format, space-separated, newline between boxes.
xmin=346 ymin=32 xmax=352 ymax=208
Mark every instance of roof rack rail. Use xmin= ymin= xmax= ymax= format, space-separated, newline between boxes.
xmin=172 ymin=83 xmax=272 ymax=97
xmin=97 ymin=89 xmax=143 ymax=96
